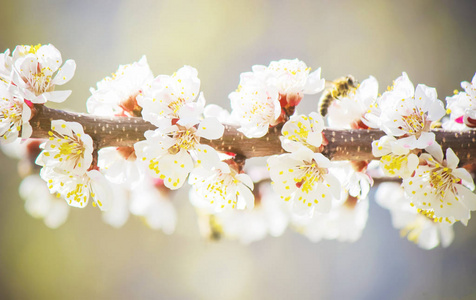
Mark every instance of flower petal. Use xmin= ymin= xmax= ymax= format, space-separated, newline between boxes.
xmin=88 ymin=170 xmax=113 ymax=211
xmin=52 ymin=59 xmax=76 ymax=85
xmin=445 ymin=148 xmax=459 ymax=169
xmin=196 ymin=117 xmax=224 ymax=140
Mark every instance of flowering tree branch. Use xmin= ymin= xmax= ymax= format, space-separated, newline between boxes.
xmin=30 ymin=105 xmax=476 ymax=164
xmin=3 ymin=43 xmax=476 ymax=249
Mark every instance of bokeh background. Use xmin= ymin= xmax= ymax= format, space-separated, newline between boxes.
xmin=1 ymin=0 xmax=476 ymax=299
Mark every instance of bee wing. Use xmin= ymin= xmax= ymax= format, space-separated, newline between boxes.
xmin=324 ymin=80 xmax=336 ymax=89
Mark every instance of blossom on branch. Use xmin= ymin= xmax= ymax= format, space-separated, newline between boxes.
xmin=331 ymin=162 xmax=373 ymax=199
xmin=39 ymin=167 xmax=112 ymax=210
xmin=0 ymin=49 xmax=12 ymax=82
xmin=7 ymin=44 xmax=76 ymax=104
xmin=372 ymin=135 xmax=419 ymax=178
xmin=280 ymin=112 xmax=324 ymax=153
xmin=230 ymin=59 xmax=325 ymax=138
xmin=402 ymin=148 xmax=476 ymax=225
xmin=229 ymin=79 xmax=280 ymax=138
xmin=36 ymin=120 xmax=112 ymax=210
xmin=36 ymin=120 xmax=93 ymax=175
xmin=368 ymin=72 xmax=445 ymax=149
xmin=268 ymin=148 xmax=341 ymax=217
xmin=135 ymin=117 xmax=224 ymax=190
xmin=98 ymin=146 xmax=144 ymax=189
xmin=138 ymin=65 xmax=205 ymax=125
xmin=0 ymin=82 xmax=32 ymax=143
xmin=444 ymin=72 xmax=476 ymax=130
xmin=87 ymin=56 xmax=153 ymax=117
xmin=189 ymin=160 xmax=254 ymax=212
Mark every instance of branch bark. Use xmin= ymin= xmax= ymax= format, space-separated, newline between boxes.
xmin=29 ymin=105 xmax=476 ymax=164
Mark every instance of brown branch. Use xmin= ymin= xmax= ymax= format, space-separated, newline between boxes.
xmin=29 ymin=105 xmax=476 ymax=164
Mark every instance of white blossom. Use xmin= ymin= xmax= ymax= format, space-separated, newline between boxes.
xmin=0 ymin=48 xmax=12 ymax=82
xmin=230 ymin=59 xmax=325 ymax=138
xmin=203 ymin=104 xmax=238 ymax=125
xmin=402 ymin=148 xmax=476 ymax=225
xmin=35 ymin=120 xmax=112 ymax=210
xmin=36 ymin=120 xmax=93 ymax=175
xmin=372 ymin=135 xmax=419 ymax=178
xmin=135 ymin=117 xmax=223 ymax=190
xmin=444 ymin=72 xmax=476 ymax=130
xmin=189 ymin=161 xmax=254 ymax=212
xmin=280 ymin=112 xmax=324 ymax=153
xmin=376 ymin=182 xmax=454 ymax=249
xmin=330 ymin=162 xmax=373 ymax=199
xmin=39 ymin=167 xmax=113 ymax=211
xmin=264 ymin=58 xmax=325 ymax=97
xmin=138 ymin=65 xmax=205 ymax=126
xmin=268 ymin=147 xmax=341 ymax=217
xmin=10 ymin=44 xmax=76 ymax=103
xmin=0 ymin=82 xmax=32 ymax=143
xmin=98 ymin=146 xmax=143 ymax=189
xmin=87 ymin=56 xmax=153 ymax=117
xmin=229 ymin=79 xmax=280 ymax=138
xmin=371 ymin=73 xmax=445 ymax=149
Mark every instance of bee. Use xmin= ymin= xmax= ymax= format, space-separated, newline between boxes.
xmin=196 ymin=211 xmax=224 ymax=241
xmin=318 ymin=75 xmax=358 ymax=117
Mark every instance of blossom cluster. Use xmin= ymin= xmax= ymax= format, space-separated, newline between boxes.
xmin=1 ymin=43 xmax=475 ymax=249
xmin=366 ymin=73 xmax=476 ymax=248
xmin=1 ymin=44 xmax=75 ymax=143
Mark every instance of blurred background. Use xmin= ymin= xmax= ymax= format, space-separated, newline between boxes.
xmin=1 ymin=0 xmax=476 ymax=299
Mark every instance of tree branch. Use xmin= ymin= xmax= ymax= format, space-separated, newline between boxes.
xmin=29 ymin=105 xmax=476 ymax=164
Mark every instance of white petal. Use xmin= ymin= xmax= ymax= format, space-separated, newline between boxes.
xmin=280 ymin=137 xmax=303 ymax=153
xmin=324 ymin=174 xmax=342 ymax=199
xmin=424 ymin=142 xmax=443 ymax=163
xmin=238 ymin=124 xmax=269 ymax=138
xmin=159 ymin=150 xmax=194 ymax=189
xmin=51 ymin=120 xmax=73 ymax=136
xmin=455 ymin=184 xmax=476 ymax=211
xmin=197 ymin=117 xmax=224 ymax=140
xmin=394 ymin=72 xmax=415 ymax=98
xmin=453 ymin=168 xmax=475 ymax=190
xmin=238 ymin=184 xmax=255 ymax=209
xmin=395 ymin=135 xmax=418 ymax=149
xmin=40 ymin=90 xmax=72 ymax=103
xmin=407 ymin=153 xmax=420 ymax=173
xmin=88 ymin=170 xmax=113 ymax=211
xmin=52 ymin=59 xmax=76 ymax=85
xmin=306 ymin=131 xmax=323 ymax=148
xmin=303 ymin=68 xmax=325 ymax=94
xmin=445 ymin=148 xmax=459 ymax=169
xmin=414 ymin=132 xmax=436 ymax=149
xmin=236 ymin=173 xmax=254 ymax=189
xmin=194 ymin=144 xmax=221 ymax=169
xmin=20 ymin=122 xmax=32 ymax=139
